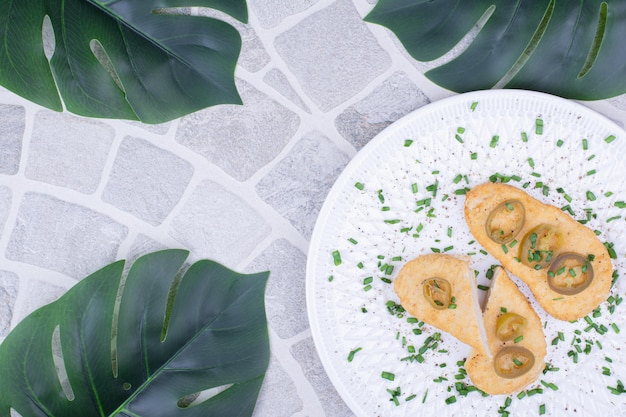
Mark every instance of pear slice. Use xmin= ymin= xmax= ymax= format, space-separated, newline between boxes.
xmin=465 ymin=266 xmax=547 ymax=395
xmin=394 ymin=254 xmax=490 ymax=357
xmin=464 ymin=182 xmax=612 ymax=321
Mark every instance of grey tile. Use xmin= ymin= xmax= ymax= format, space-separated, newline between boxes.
xmin=335 ymin=72 xmax=430 ymax=150
xmin=0 ymin=270 xmax=19 ymax=337
xmin=0 ymin=104 xmax=25 ymax=175
xmin=252 ymin=355 xmax=303 ymax=417
xmin=249 ymin=0 xmax=321 ymax=29
xmin=176 ymin=79 xmax=299 ymax=181
xmin=27 ymin=110 xmax=114 ymax=193
xmin=170 ymin=180 xmax=271 ymax=268
xmin=0 ymin=186 xmax=11 ymax=237
xmin=245 ymin=239 xmax=307 ymax=339
xmin=274 ymin=0 xmax=391 ymax=111
xmin=6 ymin=193 xmax=128 ymax=279
xmin=264 ymin=69 xmax=311 ymax=113
xmin=291 ymin=338 xmax=354 ymax=417
xmin=103 ymin=136 xmax=194 ymax=225
xmin=256 ymin=131 xmax=349 ymax=239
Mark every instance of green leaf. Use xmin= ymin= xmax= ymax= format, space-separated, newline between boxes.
xmin=0 ymin=249 xmax=270 ymax=417
xmin=365 ymin=1 xmax=626 ymax=100
xmin=0 ymin=0 xmax=248 ymax=124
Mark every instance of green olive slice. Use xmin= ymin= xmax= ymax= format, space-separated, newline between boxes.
xmin=485 ymin=200 xmax=525 ymax=244
xmin=519 ymin=224 xmax=561 ymax=270
xmin=496 ymin=312 xmax=527 ymax=341
xmin=422 ymin=278 xmax=451 ymax=310
xmin=494 ymin=346 xmax=535 ymax=379
xmin=547 ymin=252 xmax=594 ymax=295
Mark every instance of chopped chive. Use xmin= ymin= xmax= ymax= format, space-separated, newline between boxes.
xmin=332 ymin=250 xmax=342 ymax=266
xmin=586 ymin=191 xmax=596 ymax=201
xmin=521 ymin=132 xmax=528 ymax=142
xmin=605 ymin=135 xmax=616 ymax=144
xmin=354 ymin=182 xmax=364 ymax=190
xmin=556 ymin=139 xmax=564 ymax=147
xmin=381 ymin=371 xmax=395 ymax=381
xmin=612 ymin=323 xmax=620 ymax=334
xmin=513 ymin=358 xmax=523 ymax=366
xmin=587 ymin=169 xmax=597 ymax=176
xmin=347 ymin=347 xmax=362 ymax=362
xmin=490 ymin=135 xmax=500 ymax=148
xmin=471 ymin=152 xmax=478 ymax=160
xmin=445 ymin=396 xmax=457 ymax=405
xmin=477 ymin=284 xmax=490 ymax=291
xmin=582 ymin=138 xmax=588 ymax=150
xmin=404 ymin=139 xmax=414 ymax=147
xmin=514 ymin=335 xmax=524 ymax=343
xmin=528 ymin=158 xmax=535 ymax=168
xmin=455 ymin=134 xmax=464 ymax=143
xmin=411 ymin=183 xmax=418 ymax=193
xmin=328 ymin=275 xmax=334 ymax=282
xmin=536 ymin=118 xmax=544 ymax=134
xmin=470 ymin=101 xmax=478 ymax=111
xmin=539 ymin=404 xmax=546 ymax=415
xmin=348 ymin=238 xmax=358 ymax=244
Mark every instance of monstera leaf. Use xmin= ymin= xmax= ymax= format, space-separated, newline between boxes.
xmin=365 ymin=1 xmax=626 ymax=100
xmin=0 ymin=0 xmax=247 ymax=124
xmin=0 ymin=250 xmax=270 ymax=417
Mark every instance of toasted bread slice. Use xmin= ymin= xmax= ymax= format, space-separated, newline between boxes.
xmin=464 ymin=182 xmax=612 ymax=321
xmin=465 ymin=266 xmax=546 ymax=395
xmin=394 ymin=254 xmax=489 ymax=356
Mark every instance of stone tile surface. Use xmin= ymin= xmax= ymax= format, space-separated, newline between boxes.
xmin=264 ymin=68 xmax=311 ymax=113
xmin=252 ymin=355 xmax=303 ymax=417
xmin=291 ymin=338 xmax=355 ymax=417
xmin=245 ymin=239 xmax=307 ymax=339
xmin=250 ymin=0 xmax=321 ymax=28
xmin=0 ymin=104 xmax=24 ymax=175
xmin=176 ymin=79 xmax=300 ymax=181
xmin=275 ymin=0 xmax=391 ymax=111
xmin=103 ymin=136 xmax=194 ymax=225
xmin=170 ymin=180 xmax=271 ymax=268
xmin=0 ymin=186 xmax=11 ymax=236
xmin=335 ymin=71 xmax=430 ymax=150
xmin=0 ymin=270 xmax=19 ymax=337
xmin=27 ymin=111 xmax=114 ymax=193
xmin=256 ymin=131 xmax=349 ymax=239
xmin=6 ymin=193 xmax=128 ymax=279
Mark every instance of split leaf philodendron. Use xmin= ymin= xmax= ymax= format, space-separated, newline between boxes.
xmin=0 ymin=249 xmax=270 ymax=417
xmin=0 ymin=0 xmax=248 ymax=124
xmin=365 ymin=1 xmax=626 ymax=100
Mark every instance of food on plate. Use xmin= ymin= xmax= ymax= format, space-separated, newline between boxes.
xmin=394 ymin=254 xmax=489 ymax=356
xmin=464 ymin=182 xmax=613 ymax=321
xmin=465 ymin=266 xmax=547 ymax=395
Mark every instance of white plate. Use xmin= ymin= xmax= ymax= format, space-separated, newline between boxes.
xmin=306 ymin=90 xmax=626 ymax=417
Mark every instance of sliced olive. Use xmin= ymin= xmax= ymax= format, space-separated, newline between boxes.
xmin=547 ymin=252 xmax=594 ymax=295
xmin=496 ymin=312 xmax=527 ymax=341
xmin=485 ymin=200 xmax=525 ymax=244
xmin=494 ymin=346 xmax=535 ymax=379
xmin=519 ymin=224 xmax=561 ymax=270
xmin=422 ymin=278 xmax=452 ymax=310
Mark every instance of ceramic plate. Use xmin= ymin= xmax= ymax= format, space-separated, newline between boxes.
xmin=306 ymin=90 xmax=626 ymax=416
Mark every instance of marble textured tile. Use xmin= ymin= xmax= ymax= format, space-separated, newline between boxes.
xmin=0 ymin=270 xmax=19 ymax=337
xmin=27 ymin=110 xmax=114 ymax=193
xmin=335 ymin=71 xmax=430 ymax=150
xmin=102 ymin=136 xmax=194 ymax=225
xmin=256 ymin=131 xmax=349 ymax=239
xmin=245 ymin=239 xmax=308 ymax=339
xmin=264 ymin=68 xmax=311 ymax=113
xmin=170 ymin=180 xmax=271 ymax=268
xmin=14 ymin=278 xmax=67 ymax=322
xmin=252 ymin=355 xmax=303 ymax=417
xmin=0 ymin=104 xmax=25 ymax=175
xmin=249 ymin=0 xmax=321 ymax=28
xmin=6 ymin=193 xmax=128 ymax=279
xmin=291 ymin=338 xmax=355 ymax=417
xmin=274 ymin=0 xmax=391 ymax=111
xmin=176 ymin=79 xmax=300 ymax=181
xmin=0 ymin=186 xmax=11 ymax=236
